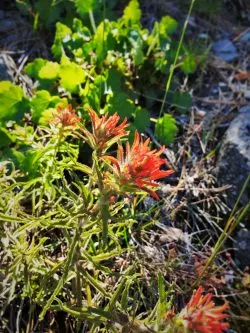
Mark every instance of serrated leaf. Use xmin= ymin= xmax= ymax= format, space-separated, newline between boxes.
xmin=123 ymin=0 xmax=141 ymax=24
xmin=181 ymin=55 xmax=197 ymax=74
xmin=128 ymin=30 xmax=144 ymax=65
xmin=134 ymin=107 xmax=150 ymax=132
xmin=155 ymin=114 xmax=177 ymax=145
xmin=72 ymin=18 xmax=91 ymax=42
xmin=59 ymin=62 xmax=85 ymax=92
xmin=54 ymin=22 xmax=72 ymax=40
xmin=172 ymin=91 xmax=192 ymax=112
xmin=24 ymin=58 xmax=47 ymax=79
xmin=159 ymin=16 xmax=178 ymax=37
xmin=52 ymin=22 xmax=72 ymax=59
xmin=30 ymin=90 xmax=51 ymax=123
xmin=75 ymin=0 xmax=96 ymax=16
xmin=38 ymin=61 xmax=60 ymax=80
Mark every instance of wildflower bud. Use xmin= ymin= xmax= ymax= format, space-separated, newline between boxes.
xmin=82 ymin=108 xmax=128 ymax=150
xmin=179 ymin=286 xmax=229 ymax=333
xmin=52 ymin=104 xmax=80 ymax=129
xmin=103 ymin=131 xmax=174 ymax=200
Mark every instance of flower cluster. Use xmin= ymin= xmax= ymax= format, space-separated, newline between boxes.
xmin=52 ymin=106 xmax=173 ymax=200
xmin=179 ymin=286 xmax=229 ymax=333
xmin=52 ymin=104 xmax=80 ymax=129
xmin=83 ymin=108 xmax=128 ymax=150
xmin=104 ymin=131 xmax=173 ymax=199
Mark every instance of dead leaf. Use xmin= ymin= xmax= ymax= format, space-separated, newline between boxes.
xmin=235 ymin=71 xmax=250 ymax=81
xmin=159 ymin=227 xmax=190 ymax=244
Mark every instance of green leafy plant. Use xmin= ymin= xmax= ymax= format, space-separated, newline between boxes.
xmin=0 ymin=106 xmax=230 ymax=332
xmin=10 ymin=0 xmax=202 ymax=150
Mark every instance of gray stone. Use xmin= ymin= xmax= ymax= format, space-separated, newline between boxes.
xmin=240 ymin=31 xmax=250 ymax=43
xmin=213 ymin=38 xmax=239 ymax=62
xmin=0 ymin=55 xmax=13 ymax=81
xmin=236 ymin=228 xmax=250 ymax=268
xmin=216 ymin=107 xmax=250 ymax=207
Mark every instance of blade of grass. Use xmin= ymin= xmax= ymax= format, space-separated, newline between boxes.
xmin=159 ymin=0 xmax=196 ymax=117
xmin=193 ymin=174 xmax=250 ymax=288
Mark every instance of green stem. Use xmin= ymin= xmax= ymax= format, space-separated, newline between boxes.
xmin=193 ymin=200 xmax=250 ymax=288
xmin=26 ymin=302 xmax=35 ymax=333
xmin=75 ymin=221 xmax=83 ymax=309
xmin=36 ymin=127 xmax=64 ymax=215
xmin=100 ymin=194 xmax=110 ymax=250
xmin=159 ymin=0 xmax=196 ymax=118
xmin=89 ymin=10 xmax=96 ymax=33
xmin=146 ymin=24 xmax=157 ymax=57
xmin=93 ymin=151 xmax=110 ymax=250
xmin=39 ymin=221 xmax=80 ymax=319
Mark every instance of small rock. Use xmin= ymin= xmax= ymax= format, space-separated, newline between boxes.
xmin=244 ymin=90 xmax=250 ymax=100
xmin=0 ymin=55 xmax=13 ymax=81
xmin=236 ymin=228 xmax=250 ymax=268
xmin=240 ymin=31 xmax=250 ymax=43
xmin=213 ymin=38 xmax=238 ymax=62
xmin=216 ymin=107 xmax=250 ymax=207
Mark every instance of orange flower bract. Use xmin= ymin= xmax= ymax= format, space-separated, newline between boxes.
xmin=104 ymin=131 xmax=173 ymax=199
xmin=87 ymin=108 xmax=128 ymax=149
xmin=181 ymin=286 xmax=229 ymax=333
xmin=52 ymin=105 xmax=80 ymax=129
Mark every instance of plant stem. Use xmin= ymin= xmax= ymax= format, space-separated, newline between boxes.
xmin=75 ymin=219 xmax=83 ymax=309
xmin=89 ymin=10 xmax=96 ymax=33
xmin=159 ymin=0 xmax=196 ymax=117
xmin=193 ymin=174 xmax=250 ymax=287
xmin=100 ymin=193 xmax=110 ymax=250
xmin=36 ymin=127 xmax=64 ymax=216
xmin=93 ymin=151 xmax=110 ymax=250
xmin=39 ymin=220 xmax=80 ymax=319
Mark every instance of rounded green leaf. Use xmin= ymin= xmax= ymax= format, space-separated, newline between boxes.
xmin=24 ymin=58 xmax=47 ymax=79
xmin=30 ymin=90 xmax=51 ymax=123
xmin=159 ymin=16 xmax=178 ymax=37
xmin=123 ymin=0 xmax=141 ymax=24
xmin=155 ymin=114 xmax=177 ymax=145
xmin=59 ymin=62 xmax=85 ymax=92
xmin=106 ymin=93 xmax=135 ymax=119
xmin=172 ymin=91 xmax=192 ymax=113
xmin=0 ymin=81 xmax=27 ymax=122
xmin=75 ymin=0 xmax=96 ymax=16
xmin=181 ymin=55 xmax=197 ymax=75
xmin=38 ymin=61 xmax=60 ymax=80
xmin=134 ymin=107 xmax=150 ymax=132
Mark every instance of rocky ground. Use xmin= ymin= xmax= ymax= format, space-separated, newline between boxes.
xmin=0 ymin=1 xmax=250 ymax=332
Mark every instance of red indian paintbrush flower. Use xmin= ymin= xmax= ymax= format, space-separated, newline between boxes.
xmin=84 ymin=108 xmax=128 ymax=150
xmin=52 ymin=105 xmax=80 ymax=129
xmin=180 ymin=286 xmax=229 ymax=333
xmin=104 ymin=131 xmax=173 ymax=199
